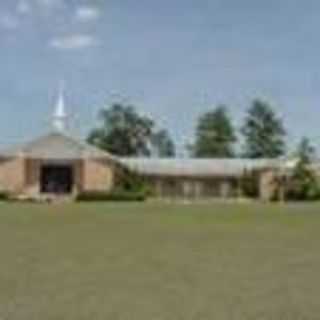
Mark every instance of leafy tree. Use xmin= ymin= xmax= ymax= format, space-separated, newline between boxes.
xmin=288 ymin=137 xmax=320 ymax=200
xmin=87 ymin=104 xmax=154 ymax=156
xmin=192 ymin=106 xmax=237 ymax=158
xmin=151 ymin=129 xmax=176 ymax=158
xmin=241 ymin=99 xmax=286 ymax=158
xmin=88 ymin=103 xmax=175 ymax=157
xmin=296 ymin=137 xmax=316 ymax=163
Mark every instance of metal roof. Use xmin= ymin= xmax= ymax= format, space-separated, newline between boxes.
xmin=120 ymin=158 xmax=281 ymax=178
xmin=0 ymin=132 xmax=115 ymax=161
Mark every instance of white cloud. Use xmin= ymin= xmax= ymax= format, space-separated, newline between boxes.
xmin=17 ymin=0 xmax=32 ymax=14
xmin=50 ymin=34 xmax=100 ymax=50
xmin=75 ymin=6 xmax=100 ymax=22
xmin=17 ymin=0 xmax=63 ymax=15
xmin=0 ymin=13 xmax=19 ymax=30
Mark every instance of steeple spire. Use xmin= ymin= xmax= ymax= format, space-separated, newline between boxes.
xmin=53 ymin=82 xmax=67 ymax=132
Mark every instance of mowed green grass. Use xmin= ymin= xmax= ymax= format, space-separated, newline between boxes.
xmin=0 ymin=202 xmax=320 ymax=319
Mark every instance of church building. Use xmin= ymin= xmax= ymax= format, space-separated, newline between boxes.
xmin=0 ymin=92 xmax=282 ymax=201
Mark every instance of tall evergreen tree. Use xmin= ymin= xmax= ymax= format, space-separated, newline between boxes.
xmin=192 ymin=106 xmax=236 ymax=158
xmin=241 ymin=99 xmax=286 ymax=158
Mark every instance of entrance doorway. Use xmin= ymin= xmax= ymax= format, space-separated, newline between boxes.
xmin=40 ymin=165 xmax=74 ymax=194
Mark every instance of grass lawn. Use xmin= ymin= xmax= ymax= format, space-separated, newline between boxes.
xmin=0 ymin=201 xmax=320 ymax=319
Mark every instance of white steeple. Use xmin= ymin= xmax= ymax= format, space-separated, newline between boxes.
xmin=53 ymin=83 xmax=67 ymax=132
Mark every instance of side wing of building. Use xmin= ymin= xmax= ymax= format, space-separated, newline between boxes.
xmin=120 ymin=158 xmax=282 ymax=201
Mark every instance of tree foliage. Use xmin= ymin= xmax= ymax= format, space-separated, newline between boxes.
xmin=241 ymin=100 xmax=286 ymax=158
xmin=87 ymin=103 xmax=175 ymax=157
xmin=151 ymin=129 xmax=176 ymax=158
xmin=192 ymin=106 xmax=237 ymax=158
xmin=288 ymin=137 xmax=320 ymax=200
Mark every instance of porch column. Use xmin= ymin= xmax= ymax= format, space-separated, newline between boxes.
xmin=17 ymin=153 xmax=27 ymax=194
xmin=182 ymin=180 xmax=193 ymax=199
xmin=195 ymin=181 xmax=203 ymax=199
xmin=259 ymin=170 xmax=276 ymax=202
xmin=155 ymin=179 xmax=164 ymax=198
xmin=237 ymin=176 xmax=243 ymax=199
xmin=220 ymin=180 xmax=231 ymax=199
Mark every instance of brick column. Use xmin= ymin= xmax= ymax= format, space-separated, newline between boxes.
xmin=259 ymin=170 xmax=276 ymax=202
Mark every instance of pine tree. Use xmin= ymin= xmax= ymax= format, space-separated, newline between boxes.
xmin=241 ymin=99 xmax=286 ymax=158
xmin=192 ymin=106 xmax=236 ymax=158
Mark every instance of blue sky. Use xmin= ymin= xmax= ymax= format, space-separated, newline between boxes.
xmin=0 ymin=0 xmax=319 ymax=154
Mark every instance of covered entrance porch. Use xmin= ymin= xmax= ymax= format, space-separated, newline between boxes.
xmin=40 ymin=164 xmax=74 ymax=195
xmin=24 ymin=159 xmax=83 ymax=198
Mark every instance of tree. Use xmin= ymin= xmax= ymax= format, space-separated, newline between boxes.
xmin=87 ymin=103 xmax=175 ymax=157
xmin=151 ymin=129 xmax=176 ymax=158
xmin=296 ymin=137 xmax=316 ymax=163
xmin=288 ymin=137 xmax=320 ymax=200
xmin=241 ymin=99 xmax=286 ymax=158
xmin=191 ymin=106 xmax=237 ymax=158
xmin=87 ymin=104 xmax=154 ymax=156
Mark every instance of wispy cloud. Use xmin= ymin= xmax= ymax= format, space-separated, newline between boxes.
xmin=17 ymin=0 xmax=32 ymax=15
xmin=49 ymin=34 xmax=100 ymax=50
xmin=75 ymin=6 xmax=100 ymax=22
xmin=16 ymin=0 xmax=63 ymax=15
xmin=0 ymin=13 xmax=19 ymax=29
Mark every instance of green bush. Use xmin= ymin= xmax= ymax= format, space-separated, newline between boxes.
xmin=286 ymin=137 xmax=320 ymax=201
xmin=286 ymin=164 xmax=320 ymax=201
xmin=76 ymin=167 xmax=153 ymax=202
xmin=114 ymin=167 xmax=154 ymax=197
xmin=0 ymin=192 xmax=9 ymax=201
xmin=286 ymin=180 xmax=320 ymax=201
xmin=117 ymin=168 xmax=150 ymax=192
xmin=76 ymin=190 xmax=147 ymax=202
xmin=240 ymin=171 xmax=260 ymax=198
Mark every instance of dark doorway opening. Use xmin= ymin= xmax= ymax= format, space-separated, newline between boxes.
xmin=41 ymin=165 xmax=74 ymax=194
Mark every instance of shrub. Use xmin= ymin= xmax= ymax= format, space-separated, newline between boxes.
xmin=76 ymin=167 xmax=153 ymax=202
xmin=114 ymin=167 xmax=154 ymax=197
xmin=0 ymin=192 xmax=9 ymax=201
xmin=116 ymin=168 xmax=149 ymax=192
xmin=284 ymin=138 xmax=320 ymax=201
xmin=286 ymin=178 xmax=320 ymax=201
xmin=240 ymin=171 xmax=259 ymax=198
xmin=76 ymin=190 xmax=147 ymax=202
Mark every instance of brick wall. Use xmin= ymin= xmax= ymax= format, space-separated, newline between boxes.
xmin=0 ymin=157 xmax=25 ymax=194
xmin=82 ymin=158 xmax=115 ymax=192
xmin=24 ymin=159 xmax=41 ymax=195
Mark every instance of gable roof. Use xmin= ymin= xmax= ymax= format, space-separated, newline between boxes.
xmin=0 ymin=131 xmax=115 ymax=161
xmin=120 ymin=158 xmax=281 ymax=178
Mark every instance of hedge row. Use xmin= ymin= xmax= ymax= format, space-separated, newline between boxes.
xmin=76 ymin=191 xmax=147 ymax=202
